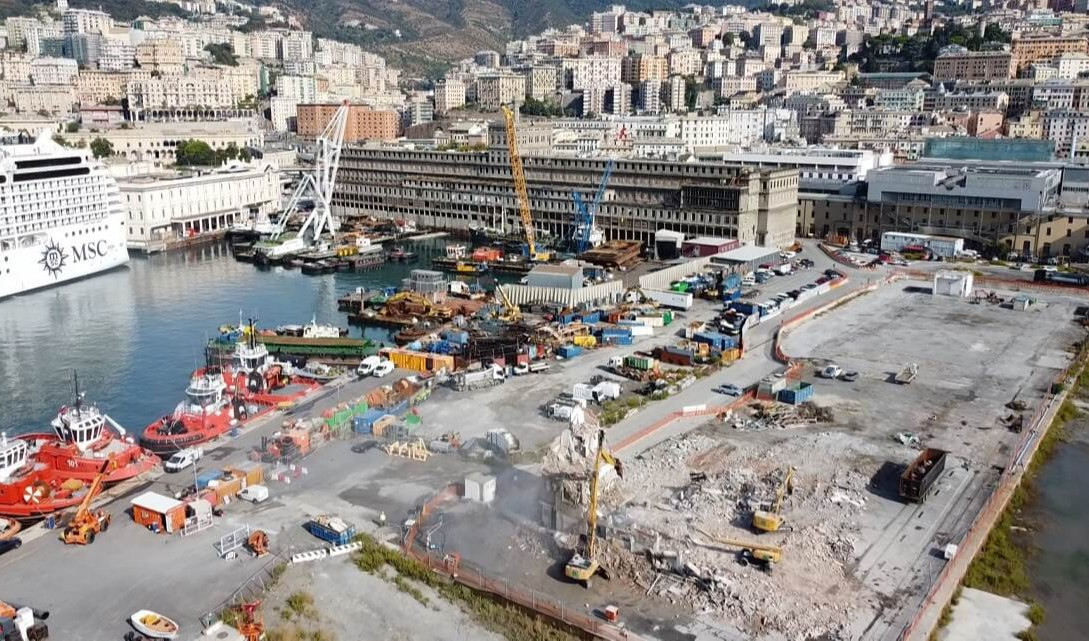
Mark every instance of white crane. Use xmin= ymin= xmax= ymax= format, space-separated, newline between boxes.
xmin=264 ymin=101 xmax=350 ymax=257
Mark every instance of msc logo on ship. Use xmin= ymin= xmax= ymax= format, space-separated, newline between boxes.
xmin=39 ymin=239 xmax=108 ymax=278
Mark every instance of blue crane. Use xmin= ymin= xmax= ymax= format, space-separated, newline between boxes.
xmin=570 ymin=159 xmax=614 ymax=255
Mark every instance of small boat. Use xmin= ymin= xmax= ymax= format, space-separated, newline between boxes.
xmin=295 ymin=361 xmax=346 ymax=383
xmin=0 ymin=516 xmax=21 ymax=540
xmin=130 ymin=610 xmax=179 ymax=639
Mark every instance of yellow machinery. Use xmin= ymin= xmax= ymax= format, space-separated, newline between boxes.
xmin=494 ymin=283 xmax=522 ymax=322
xmin=500 ymin=105 xmax=550 ymax=262
xmin=565 ymin=430 xmax=623 ymax=588
xmin=695 ymin=527 xmax=782 ymax=572
xmin=61 ymin=466 xmax=110 ymax=545
xmin=753 ymin=466 xmax=795 ymax=533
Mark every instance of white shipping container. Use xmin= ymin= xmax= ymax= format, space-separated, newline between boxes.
xmin=880 ymin=232 xmax=963 ymax=258
xmin=642 ymin=288 xmax=694 ymax=309
xmin=572 ymin=383 xmax=595 ymax=401
xmin=634 ymin=315 xmax=665 ymax=328
xmin=629 ymin=324 xmax=654 ymax=336
xmin=464 ymin=473 xmax=496 ymax=503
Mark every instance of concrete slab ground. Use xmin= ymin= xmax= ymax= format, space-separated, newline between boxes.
xmin=938 ymin=587 xmax=1031 ymax=641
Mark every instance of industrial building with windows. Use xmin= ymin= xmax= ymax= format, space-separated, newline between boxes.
xmin=332 ymin=125 xmax=800 ymax=250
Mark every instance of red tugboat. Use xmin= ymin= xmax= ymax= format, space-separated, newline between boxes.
xmin=0 ymin=433 xmax=95 ymax=520
xmin=20 ymin=378 xmax=159 ymax=483
xmin=140 ymin=365 xmax=257 ymax=456
xmin=141 ymin=324 xmax=320 ymax=456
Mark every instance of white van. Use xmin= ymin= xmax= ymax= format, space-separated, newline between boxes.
xmin=357 ymin=355 xmax=381 ymax=377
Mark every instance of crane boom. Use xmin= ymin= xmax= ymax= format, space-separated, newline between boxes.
xmin=500 ymin=105 xmax=537 ymax=258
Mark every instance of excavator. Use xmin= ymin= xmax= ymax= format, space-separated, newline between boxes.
xmin=0 ymin=600 xmax=49 ymax=641
xmin=695 ymin=527 xmax=782 ymax=573
xmin=564 ymin=430 xmax=622 ymax=588
xmin=752 ymin=466 xmax=795 ymax=533
xmin=61 ymin=464 xmax=110 ymax=545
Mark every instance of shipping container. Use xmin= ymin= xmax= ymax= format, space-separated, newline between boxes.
xmin=623 ymin=355 xmax=657 ymax=370
xmin=617 ymin=335 xmax=633 ymax=345
xmin=196 ymin=470 xmax=222 ymax=491
xmin=372 ymin=415 xmax=396 ymax=437
xmin=656 ymin=346 xmax=694 ymax=366
xmin=642 ymin=288 xmax=694 ymax=310
xmin=557 ymin=345 xmax=583 ymax=358
xmin=777 ymin=382 xmax=814 ymax=405
xmin=899 ymin=448 xmax=947 ymax=503
xmin=573 ymin=335 xmax=597 ymax=348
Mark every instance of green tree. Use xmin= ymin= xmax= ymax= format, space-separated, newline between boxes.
xmin=90 ymin=137 xmax=114 ymax=159
xmin=52 ymin=134 xmax=71 ymax=147
xmin=175 ymin=139 xmax=216 ymax=166
xmin=684 ymin=76 xmax=700 ymax=111
xmin=65 ymin=121 xmax=79 ymax=133
xmin=204 ymin=42 xmax=239 ymax=66
xmin=102 ymin=96 xmax=121 ymax=106
xmin=519 ymin=96 xmax=564 ymax=117
xmin=722 ymin=32 xmax=736 ymax=47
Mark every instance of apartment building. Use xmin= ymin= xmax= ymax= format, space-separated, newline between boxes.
xmin=933 ymin=49 xmax=1016 ymax=82
xmin=135 ymin=39 xmax=183 ymax=71
xmin=13 ymin=83 xmax=76 ymax=114
xmin=62 ymin=8 xmax=111 ymax=34
xmin=332 ymin=133 xmax=799 ymax=249
xmin=275 ymin=74 xmax=317 ymax=102
xmin=476 ymin=72 xmax=526 ymax=110
xmin=1032 ymin=79 xmax=1089 ymax=110
xmin=29 ymin=56 xmax=77 ymax=85
xmin=296 ymin=103 xmax=399 ymax=142
xmin=98 ymin=39 xmax=135 ymax=71
xmin=782 ymin=70 xmax=845 ymax=92
xmin=927 ymin=90 xmax=1009 ymax=112
xmin=562 ymin=56 xmax=623 ymax=91
xmin=1043 ymin=110 xmax=1089 ymax=157
xmin=1012 ymin=34 xmax=1089 ymax=68
xmin=435 ymin=79 xmax=467 ymax=114
xmin=521 ymin=65 xmax=558 ymax=101
xmin=621 ymin=54 xmax=668 ymax=83
xmin=77 ymin=69 xmax=127 ymax=104
xmin=68 ymin=120 xmax=263 ymax=162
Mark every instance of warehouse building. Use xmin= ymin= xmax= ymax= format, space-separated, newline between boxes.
xmin=332 ymin=124 xmax=800 ymax=250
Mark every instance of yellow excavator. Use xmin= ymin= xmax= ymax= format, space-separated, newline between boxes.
xmin=61 ymin=465 xmax=110 ymax=545
xmin=753 ymin=466 xmax=795 ymax=533
xmin=695 ymin=527 xmax=782 ymax=573
xmin=565 ymin=430 xmax=622 ymax=588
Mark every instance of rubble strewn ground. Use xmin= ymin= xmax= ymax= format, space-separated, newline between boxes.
xmin=529 ymin=283 xmax=1085 ymax=641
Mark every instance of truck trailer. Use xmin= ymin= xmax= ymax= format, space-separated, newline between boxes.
xmin=899 ymin=448 xmax=947 ymax=503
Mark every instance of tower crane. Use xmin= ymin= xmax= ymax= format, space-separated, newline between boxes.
xmin=500 ymin=105 xmax=549 ymax=261
xmin=570 ymin=158 xmax=613 ymax=255
xmin=752 ymin=466 xmax=795 ymax=533
xmin=264 ymin=101 xmax=350 ymax=258
xmin=565 ymin=430 xmax=622 ymax=588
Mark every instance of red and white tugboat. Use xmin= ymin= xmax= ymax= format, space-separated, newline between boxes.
xmin=231 ymin=322 xmax=320 ymax=408
xmin=140 ymin=365 xmax=256 ymax=456
xmin=0 ymin=433 xmax=94 ymax=520
xmin=20 ymin=377 xmax=159 ymax=483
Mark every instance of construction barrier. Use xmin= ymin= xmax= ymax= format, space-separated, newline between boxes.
xmin=892 ymin=268 xmax=1089 ymax=298
xmin=327 ymin=541 xmax=363 ymax=558
xmin=290 ymin=548 xmax=330 ymax=564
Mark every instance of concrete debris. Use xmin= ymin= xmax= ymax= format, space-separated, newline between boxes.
xmin=593 ymin=428 xmax=881 ymax=640
xmin=725 ymin=401 xmax=834 ymax=431
xmin=894 ymin=431 xmax=921 ymax=447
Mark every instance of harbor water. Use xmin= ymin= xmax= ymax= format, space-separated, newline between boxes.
xmin=0 ymin=237 xmax=499 ymax=436
xmin=1024 ymin=418 xmax=1089 ymax=640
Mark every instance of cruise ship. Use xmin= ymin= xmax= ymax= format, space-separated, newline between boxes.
xmin=0 ymin=131 xmax=128 ymax=299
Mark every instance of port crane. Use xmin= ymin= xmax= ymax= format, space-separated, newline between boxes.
xmin=264 ymin=101 xmax=350 ymax=258
xmin=500 ymin=105 xmax=549 ymax=261
xmin=752 ymin=466 xmax=795 ymax=533
xmin=570 ymin=158 xmax=613 ymax=255
xmin=494 ymin=284 xmax=522 ymax=322
xmin=565 ymin=429 xmax=622 ymax=588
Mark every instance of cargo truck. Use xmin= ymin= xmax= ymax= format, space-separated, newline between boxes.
xmin=899 ymin=448 xmax=947 ymax=503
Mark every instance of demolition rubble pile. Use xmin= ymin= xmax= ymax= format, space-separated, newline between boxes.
xmin=597 ymin=429 xmax=883 ymax=640
xmin=720 ymin=400 xmax=835 ymax=431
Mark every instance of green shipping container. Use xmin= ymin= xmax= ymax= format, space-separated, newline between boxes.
xmin=353 ymin=402 xmax=368 ymax=415
xmin=624 ymin=356 xmax=655 ymax=370
xmin=662 ymin=311 xmax=673 ymax=325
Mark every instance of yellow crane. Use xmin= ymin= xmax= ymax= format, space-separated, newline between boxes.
xmin=500 ymin=105 xmax=549 ymax=262
xmin=565 ymin=429 xmax=622 ymax=588
xmin=752 ymin=466 xmax=795 ymax=533
xmin=695 ymin=526 xmax=782 ymax=573
xmin=61 ymin=464 xmax=111 ymax=545
xmin=494 ymin=283 xmax=522 ymax=322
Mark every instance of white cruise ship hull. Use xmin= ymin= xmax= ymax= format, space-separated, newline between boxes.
xmin=0 ymin=215 xmax=129 ymax=299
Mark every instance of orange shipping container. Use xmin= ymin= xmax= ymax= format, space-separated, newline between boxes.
xmin=213 ymin=477 xmax=244 ymax=502
xmin=130 ymin=491 xmax=187 ymax=534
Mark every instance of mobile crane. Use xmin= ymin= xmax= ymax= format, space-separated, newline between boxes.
xmin=500 ymin=105 xmax=550 ymax=262
xmin=61 ymin=464 xmax=110 ymax=545
xmin=565 ymin=430 xmax=622 ymax=588
xmin=494 ymin=284 xmax=522 ymax=322
xmin=695 ymin=527 xmax=782 ymax=573
xmin=752 ymin=466 xmax=795 ymax=533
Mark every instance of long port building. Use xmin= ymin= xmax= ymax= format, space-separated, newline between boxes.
xmin=332 ymin=125 xmax=799 ymax=249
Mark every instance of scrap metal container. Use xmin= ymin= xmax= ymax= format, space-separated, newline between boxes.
xmin=306 ymin=515 xmax=356 ymax=545
xmin=777 ymin=382 xmax=814 ymax=405
xmin=899 ymin=448 xmax=947 ymax=503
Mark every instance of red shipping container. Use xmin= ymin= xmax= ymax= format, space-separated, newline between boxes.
xmin=516 ymin=353 xmax=530 ymax=365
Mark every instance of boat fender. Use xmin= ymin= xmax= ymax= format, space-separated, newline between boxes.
xmin=247 ymin=371 xmax=264 ymax=392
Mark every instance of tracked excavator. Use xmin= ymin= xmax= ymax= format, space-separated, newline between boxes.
xmin=564 ymin=430 xmax=623 ymax=588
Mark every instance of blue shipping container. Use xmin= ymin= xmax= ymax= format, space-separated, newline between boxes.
xmin=306 ymin=519 xmax=356 ymax=545
xmin=778 ymin=382 xmax=814 ymax=405
xmin=732 ymin=302 xmax=758 ymax=315
xmin=388 ymin=400 xmax=409 ymax=417
xmin=352 ymin=416 xmax=372 ymax=434
xmin=196 ymin=471 xmax=221 ymax=491
xmin=617 ymin=336 xmax=633 ymax=345
xmin=557 ymin=345 xmax=582 ymax=358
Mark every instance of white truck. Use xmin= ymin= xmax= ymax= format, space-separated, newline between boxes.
xmin=454 ymin=364 xmax=505 ymax=391
xmin=164 ymin=447 xmax=203 ymax=473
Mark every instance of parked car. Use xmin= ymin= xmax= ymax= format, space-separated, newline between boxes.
xmin=820 ymin=364 xmax=843 ymax=379
xmin=0 ymin=538 xmax=22 ymax=556
xmin=716 ymin=383 xmax=743 ymax=396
